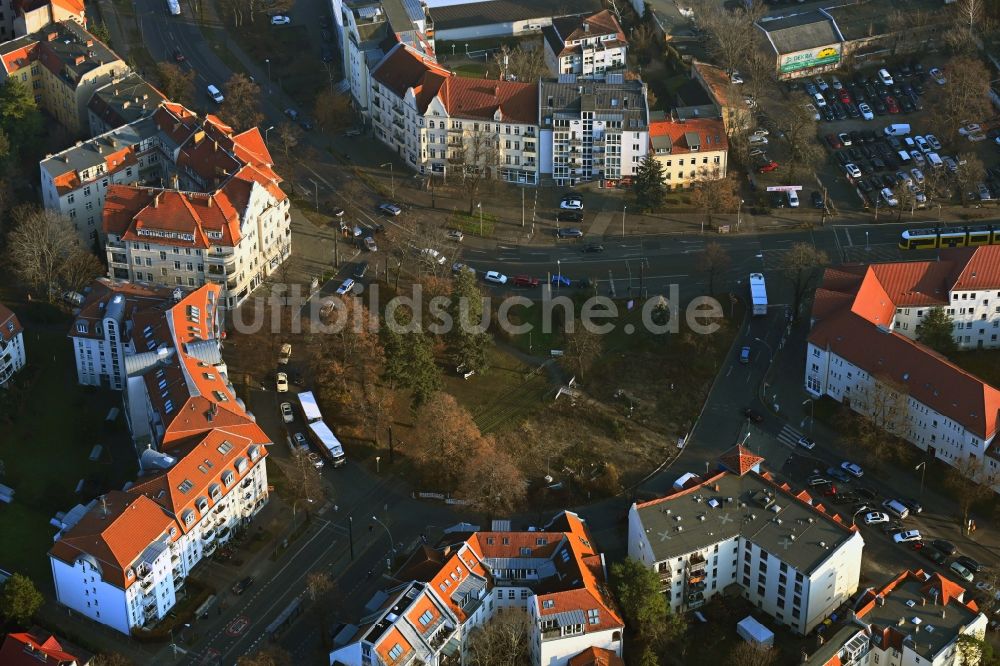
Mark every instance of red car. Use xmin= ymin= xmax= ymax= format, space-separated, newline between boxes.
xmin=825 ymin=134 xmax=843 ymax=149
xmin=822 ymin=484 xmax=838 ymax=497
xmin=885 ymin=96 xmax=900 ymax=114
xmin=512 ymin=275 xmax=539 ymax=288
xmin=757 ymin=160 xmax=779 ymax=173
xmin=838 ymin=89 xmax=852 ymax=104
xmin=173 ymin=49 xmax=186 ymax=63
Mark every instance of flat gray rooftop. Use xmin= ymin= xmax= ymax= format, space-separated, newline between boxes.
xmin=636 ymin=470 xmax=855 ymax=574
xmin=757 ymin=11 xmax=841 ymax=54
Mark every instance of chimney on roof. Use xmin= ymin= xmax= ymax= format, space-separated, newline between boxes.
xmin=877 ymin=594 xmax=885 ymax=606
xmin=86 ymin=38 xmax=93 ymax=47
xmin=583 ymin=22 xmax=589 ymax=32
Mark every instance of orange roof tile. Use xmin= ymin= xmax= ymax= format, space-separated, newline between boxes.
xmin=568 ymin=646 xmax=625 ymax=666
xmin=947 ymin=245 xmax=1000 ymax=291
xmin=649 ymin=118 xmax=728 ymax=155
xmin=371 ymin=42 xmax=451 ymax=114
xmin=375 ymin=626 xmax=413 ymax=666
xmin=0 ymin=302 xmax=23 ymax=344
xmin=1 ymin=41 xmax=38 ymax=73
xmin=0 ymin=629 xmax=90 ymax=666
xmin=869 ymin=261 xmax=952 ymax=306
xmin=718 ymin=443 xmax=763 ymax=476
xmin=439 ymin=76 xmax=538 ymax=124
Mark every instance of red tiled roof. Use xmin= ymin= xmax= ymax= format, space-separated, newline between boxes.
xmin=649 ymin=118 xmax=728 ymax=154
xmin=439 ymin=76 xmax=537 ymax=124
xmin=946 ymin=245 xmax=1000 ymax=291
xmin=103 ymin=186 xmax=241 ymax=249
xmin=718 ymin=443 xmax=763 ymax=476
xmin=1 ymin=41 xmax=38 ymax=73
xmin=68 ymin=278 xmax=175 ymax=341
xmin=555 ymin=10 xmax=625 ymax=43
xmin=49 ymin=490 xmax=178 ymax=588
xmin=0 ymin=629 xmax=90 ymax=666
xmin=568 ymin=646 xmax=625 ymax=666
xmin=869 ymin=261 xmax=952 ymax=306
xmin=0 ymin=302 xmax=24 ymax=344
xmin=371 ymin=42 xmax=450 ymax=113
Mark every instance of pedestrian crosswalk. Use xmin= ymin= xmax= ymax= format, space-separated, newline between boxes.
xmin=776 ymin=424 xmax=805 ymax=449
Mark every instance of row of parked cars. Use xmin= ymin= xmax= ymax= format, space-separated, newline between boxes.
xmin=799 ymin=62 xmax=943 ymax=123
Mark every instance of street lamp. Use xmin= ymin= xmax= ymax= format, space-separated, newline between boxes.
xmin=865 ymin=230 xmax=870 ymax=251
xmin=621 ymin=204 xmax=627 ymax=238
xmin=915 ymin=461 xmax=927 ymax=498
xmin=265 ymin=58 xmax=271 ymax=80
xmin=737 ymin=198 xmax=744 ymax=231
xmin=380 ymin=162 xmax=395 ymax=199
xmin=263 ymin=125 xmax=274 ymax=146
xmin=557 ymin=259 xmax=561 ymax=292
xmin=477 ymin=201 xmax=483 ymax=236
xmin=802 ymin=398 xmax=814 ymax=434
xmin=753 ymin=336 xmax=773 ymax=359
xmin=371 ymin=515 xmax=396 ymax=562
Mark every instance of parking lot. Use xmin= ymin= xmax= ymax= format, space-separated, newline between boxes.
xmin=751 ymin=58 xmax=1000 ymax=216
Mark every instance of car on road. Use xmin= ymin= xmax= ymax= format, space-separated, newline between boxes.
xmin=363 ymin=236 xmax=378 ymax=252
xmin=841 ymin=461 xmax=864 ymax=477
xmin=335 ymin=279 xmax=355 ymax=295
xmin=739 ymin=346 xmax=751 ymax=364
xmin=275 ymin=372 xmax=288 ymax=393
xmin=447 ymin=229 xmax=464 ymax=242
xmin=451 ymin=262 xmax=475 ymax=277
xmin=307 ymin=452 xmax=324 ymax=469
xmin=900 ymin=498 xmax=923 ymax=514
xmin=557 ymin=210 xmax=584 ymax=222
xmin=232 ymin=576 xmax=254 ymax=595
xmin=280 ymin=402 xmax=294 ymax=423
xmin=950 ymin=561 xmax=974 ymax=582
xmin=893 ymin=530 xmax=922 ymax=543
xmin=173 ymin=49 xmax=186 ymax=63
xmin=931 ymin=539 xmax=957 ymax=556
xmin=551 ymin=274 xmax=572 ymax=288
xmin=929 ymin=67 xmax=946 ymax=85
xmin=557 ymin=227 xmax=584 ymax=239
xmin=270 ymin=15 xmax=291 ymax=25
xmin=378 ymin=203 xmax=401 ymax=216
xmin=920 ymin=546 xmax=947 ymax=565
xmin=292 ymin=432 xmax=308 ymax=449
xmin=744 ymin=408 xmax=762 ymax=423
xmin=484 ymin=271 xmax=508 ymax=285
xmin=583 ymin=243 xmax=605 ymax=253
xmin=559 ymin=197 xmax=583 ymax=210
xmin=512 ymin=275 xmax=539 ymax=288
xmin=352 ymin=261 xmax=368 ymax=280
xmin=955 ymin=556 xmax=982 ymax=573
xmin=827 ymin=467 xmax=852 ymax=483
xmin=278 ymin=342 xmax=292 ymax=365
xmin=796 ymin=436 xmax=816 ymax=450
xmin=864 ymin=511 xmax=889 ymax=525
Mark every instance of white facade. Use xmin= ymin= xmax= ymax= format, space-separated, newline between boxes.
xmin=542 ymin=11 xmax=628 ymax=78
xmin=0 ymin=306 xmax=26 ymax=388
xmin=891 ymin=290 xmax=1000 ymax=350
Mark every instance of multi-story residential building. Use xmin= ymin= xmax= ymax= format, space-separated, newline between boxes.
xmin=628 ymin=445 xmax=864 ymax=635
xmin=0 ymin=627 xmax=92 ymax=665
xmin=805 ymin=569 xmax=987 ymax=666
xmin=542 ymin=10 xmax=627 ymax=78
xmin=688 ymin=61 xmax=751 ymax=134
xmin=51 ymin=283 xmax=271 ymax=635
xmin=370 ymin=42 xmax=540 ymax=184
xmin=539 ymin=76 xmax=649 ymax=186
xmin=40 ymin=102 xmax=197 ymax=245
xmin=329 ymin=511 xmax=624 ymax=666
xmin=68 ymin=278 xmax=177 ymax=389
xmin=339 ymin=0 xmax=434 ymax=115
xmin=87 ymin=71 xmax=166 ymax=137
xmin=805 ymin=250 xmax=1000 ymax=485
xmin=0 ymin=20 xmax=127 ymax=135
xmin=648 ymin=118 xmax=728 ymax=188
xmin=0 ymin=301 xmax=26 ymax=387
xmin=0 ymin=0 xmax=84 ymax=43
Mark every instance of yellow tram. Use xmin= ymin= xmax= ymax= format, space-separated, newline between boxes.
xmin=899 ymin=226 xmax=1000 ymax=250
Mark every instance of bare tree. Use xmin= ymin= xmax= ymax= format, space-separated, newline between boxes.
xmin=945 ymin=455 xmax=998 ymax=532
xmin=947 ymin=0 xmax=987 ymax=52
xmin=219 ymin=74 xmax=264 ymax=133
xmin=925 ymin=56 xmax=991 ymax=144
xmin=313 ymin=90 xmax=352 ymax=132
xmin=155 ymin=63 xmax=195 ymax=106
xmin=727 ymin=641 xmax=778 ymax=666
xmin=778 ymin=103 xmax=824 ymax=184
xmin=697 ymin=241 xmax=732 ymax=295
xmin=61 ymin=250 xmax=104 ymax=293
xmin=781 ymin=243 xmax=829 ymax=320
xmin=276 ymin=122 xmax=302 ymax=160
xmin=497 ymin=44 xmax=547 ymax=81
xmin=954 ymin=153 xmax=985 ymax=206
xmin=449 ymin=126 xmax=499 ymax=216
xmin=236 ymin=647 xmax=292 ymax=666
xmin=5 ymin=206 xmax=88 ymax=300
xmin=459 ymin=438 xmax=527 ymax=517
xmin=694 ymin=0 xmax=767 ymax=77
xmin=689 ymin=170 xmax=742 ymax=231
xmin=849 ymin=378 xmax=911 ymax=471
xmin=562 ymin=319 xmax=603 ymax=381
xmin=465 ymin=608 xmax=532 ymax=666
xmin=272 ymin=449 xmax=327 ymax=518
xmin=305 ymin=570 xmax=334 ymax=602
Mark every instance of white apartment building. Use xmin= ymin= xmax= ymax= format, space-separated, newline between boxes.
xmin=805 ymin=254 xmax=1000 ymax=485
xmin=370 ymin=42 xmax=540 ymax=184
xmin=68 ymin=278 xmax=177 ymax=389
xmin=542 ymin=10 xmax=628 ymax=78
xmin=0 ymin=302 xmax=26 ymax=388
xmin=628 ymin=445 xmax=864 ymax=635
xmin=51 ymin=283 xmax=270 ymax=635
xmin=648 ymin=118 xmax=728 ymax=188
xmin=806 ymin=570 xmax=987 ymax=666
xmin=329 ymin=511 xmax=624 ymax=666
xmin=538 ymin=76 xmax=649 ymax=186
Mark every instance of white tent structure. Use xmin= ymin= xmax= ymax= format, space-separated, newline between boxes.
xmin=737 ymin=616 xmax=774 ymax=648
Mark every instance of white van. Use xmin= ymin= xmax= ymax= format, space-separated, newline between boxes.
xmin=884 ymin=124 xmax=911 ymax=137
xmin=927 ymin=152 xmax=943 ymax=169
xmin=207 ymin=84 xmax=224 ymax=103
xmin=882 ymin=498 xmax=910 ymax=520
xmin=787 ymin=191 xmax=799 ymax=208
xmin=897 ymin=150 xmax=911 ymax=163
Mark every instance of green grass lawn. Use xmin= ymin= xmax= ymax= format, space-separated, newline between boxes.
xmin=949 ymin=349 xmax=1000 ymax=388
xmin=452 ymin=63 xmax=488 ymax=78
xmin=0 ymin=329 xmax=135 ymax=589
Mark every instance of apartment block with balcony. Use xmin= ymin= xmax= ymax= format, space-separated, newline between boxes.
xmin=0 ymin=20 xmax=127 ymax=135
xmin=539 ymin=76 xmax=649 ymax=187
xmin=628 ymin=445 xmax=864 ymax=635
xmin=805 ymin=251 xmax=1000 ymax=488
xmin=0 ymin=302 xmax=26 ymax=388
xmin=542 ymin=10 xmax=628 ymax=78
xmin=805 ymin=570 xmax=987 ymax=666
xmin=648 ymin=118 xmax=728 ymax=189
xmin=330 ymin=511 xmax=624 ymax=666
xmin=51 ymin=283 xmax=270 ymax=635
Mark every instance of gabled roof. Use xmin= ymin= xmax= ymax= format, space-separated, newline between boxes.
xmin=947 ymin=245 xmax=1000 ymax=291
xmin=103 ymin=186 xmax=241 ymax=249
xmin=0 ymin=628 xmax=91 ymax=666
xmin=545 ymin=10 xmax=628 ymax=59
xmin=0 ymin=302 xmax=24 ymax=344
xmin=438 ymin=77 xmax=537 ymax=124
xmin=371 ymin=42 xmax=450 ymax=113
xmin=649 ymin=118 xmax=727 ymax=155
xmin=568 ymin=646 xmax=625 ymax=666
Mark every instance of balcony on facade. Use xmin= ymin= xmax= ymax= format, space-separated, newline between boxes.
xmin=106 ymin=238 xmax=125 ymax=250
xmin=143 ymin=603 xmax=157 ymax=621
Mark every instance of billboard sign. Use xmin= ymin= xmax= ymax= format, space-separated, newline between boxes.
xmin=779 ymin=44 xmax=841 ymax=73
xmin=766 ymin=185 xmax=803 ymax=192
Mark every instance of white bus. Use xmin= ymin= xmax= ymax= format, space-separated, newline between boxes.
xmin=749 ymin=273 xmax=768 ymax=316
xmin=297 ymin=390 xmax=323 ymax=424
xmin=307 ymin=420 xmax=347 ymax=467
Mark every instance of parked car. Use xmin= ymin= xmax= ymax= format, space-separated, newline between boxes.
xmin=557 ymin=227 xmax=584 ymax=238
xmin=363 ymin=236 xmax=378 ymax=252
xmin=950 ymin=561 xmax=974 ymax=582
xmin=880 ymin=188 xmax=899 ymax=207
xmin=893 ymin=530 xmax=922 ymax=543
xmin=811 ymin=191 xmax=825 ymax=209
xmin=292 ymin=432 xmax=308 ymax=449
xmin=559 ymin=197 xmax=583 ymax=210
xmin=353 ymin=261 xmax=369 ymax=280
xmin=955 ymin=556 xmax=983 ymax=573
xmin=378 ymin=203 xmax=401 ymax=216
xmin=512 ymin=275 xmax=539 ymax=287
xmin=920 ymin=546 xmax=947 ymax=565
xmin=827 ymin=467 xmax=852 ymax=483
xmin=878 ymin=68 xmax=894 ymax=86
xmin=307 ymin=452 xmax=324 ymax=469
xmin=451 ymin=263 xmax=475 ymax=277
xmin=925 ymin=134 xmax=942 ymax=151
xmin=931 ymin=539 xmax=957 ymax=556
xmin=335 ymin=279 xmax=355 ymax=295
xmin=864 ymin=512 xmax=889 ymax=525
xmin=232 ymin=576 xmax=254 ymax=594
xmin=280 ymin=402 xmax=294 ymax=423
xmin=557 ymin=210 xmax=583 ymax=222
xmin=757 ymin=160 xmax=779 ymax=174
xmin=270 ymin=15 xmax=291 ymax=25
xmin=845 ymin=163 xmax=862 ymax=179
xmin=484 ymin=271 xmax=508 ymax=285
xmin=807 ymin=476 xmax=831 ymax=487
xmin=275 ymin=372 xmax=288 ymax=393
xmin=929 ymin=67 xmax=946 ymax=85
xmin=859 ymin=103 xmax=874 ymax=120
xmin=739 ymin=346 xmax=751 ymax=364
xmin=278 ymin=342 xmax=292 ymax=365
xmin=447 ymin=229 xmax=464 ymax=242
xmin=551 ymin=274 xmax=572 ymax=288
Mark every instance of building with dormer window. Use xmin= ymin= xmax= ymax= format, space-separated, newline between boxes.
xmin=648 ymin=118 xmax=728 ymax=189
xmin=542 ymin=10 xmax=628 ymax=78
